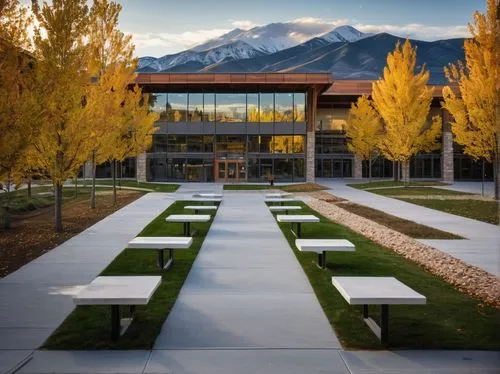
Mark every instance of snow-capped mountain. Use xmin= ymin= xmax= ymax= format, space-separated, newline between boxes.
xmin=319 ymin=25 xmax=371 ymax=43
xmin=137 ymin=40 xmax=266 ymax=72
xmin=138 ymin=24 xmax=368 ymax=72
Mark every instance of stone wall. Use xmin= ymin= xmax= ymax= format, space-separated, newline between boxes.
xmin=306 ymin=131 xmax=315 ymax=182
xmin=136 ymin=153 xmax=147 ymax=182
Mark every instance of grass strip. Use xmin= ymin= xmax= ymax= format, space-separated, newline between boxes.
xmin=88 ymin=180 xmax=180 ymax=192
xmin=336 ymin=202 xmax=462 ymax=239
xmin=398 ymin=198 xmax=499 ymax=225
xmin=348 ymin=181 xmax=449 ymax=190
xmin=269 ymin=201 xmax=500 ymax=349
xmin=367 ymin=187 xmax=472 ymax=196
xmin=42 ymin=200 xmax=215 ymax=349
xmin=223 ymin=182 xmax=327 ymax=192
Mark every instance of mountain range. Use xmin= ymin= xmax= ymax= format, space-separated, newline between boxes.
xmin=137 ymin=24 xmax=465 ymax=84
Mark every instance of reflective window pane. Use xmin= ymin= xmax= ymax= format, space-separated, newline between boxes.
xmin=187 ymin=136 xmax=203 ymax=152
xmin=294 ymin=158 xmax=305 ymax=179
xmin=292 ymin=135 xmax=305 ymax=153
xmin=294 ymin=93 xmax=306 ymax=122
xmin=273 ymin=136 xmax=293 ymax=154
xmin=188 ymin=93 xmax=203 ymax=122
xmin=203 ymin=136 xmax=214 ymax=153
xmin=216 ymin=93 xmax=246 ymax=122
xmin=274 ymin=158 xmax=293 ymax=181
xmin=152 ymin=134 xmax=167 ymax=152
xmin=275 ymin=93 xmax=293 ymax=122
xmin=167 ymin=135 xmax=186 ymax=152
xmin=247 ymin=136 xmax=259 ymax=153
xmin=203 ymin=93 xmax=215 ymax=122
xmin=259 ymin=135 xmax=272 ymax=153
xmin=260 ymin=93 xmax=273 ymax=122
xmin=150 ymin=93 xmax=167 ymax=120
xmin=247 ymin=93 xmax=259 ymax=122
xmin=260 ymin=158 xmax=273 ymax=181
xmin=167 ymin=93 xmax=187 ymax=122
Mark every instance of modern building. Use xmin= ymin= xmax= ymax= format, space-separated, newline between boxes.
xmin=89 ymin=72 xmax=492 ymax=183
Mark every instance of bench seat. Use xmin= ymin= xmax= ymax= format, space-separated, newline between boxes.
xmin=166 ymin=214 xmax=211 ymax=236
xmin=296 ymin=239 xmax=355 ymax=268
xmin=74 ymin=276 xmax=161 ymax=340
xmin=276 ymin=214 xmax=319 ymax=238
xmin=184 ymin=205 xmax=218 ymax=214
xmin=332 ymin=276 xmax=426 ymax=344
xmin=269 ymin=205 xmax=302 ymax=214
xmin=127 ymin=236 xmax=193 ymax=269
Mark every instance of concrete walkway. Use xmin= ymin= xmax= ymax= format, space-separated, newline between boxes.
xmin=435 ymin=181 xmax=495 ymax=198
xmin=317 ymin=179 xmax=500 ymax=276
xmin=0 ymin=193 xmax=174 ymax=373
xmin=149 ymin=192 xmax=342 ymax=356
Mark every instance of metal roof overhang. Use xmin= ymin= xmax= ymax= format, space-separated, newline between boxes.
xmin=134 ymin=72 xmax=333 ymax=93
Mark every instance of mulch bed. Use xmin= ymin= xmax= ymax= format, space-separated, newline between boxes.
xmin=0 ymin=191 xmax=143 ymax=277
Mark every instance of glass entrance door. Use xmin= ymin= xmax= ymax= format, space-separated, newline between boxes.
xmin=215 ymin=160 xmax=246 ymax=183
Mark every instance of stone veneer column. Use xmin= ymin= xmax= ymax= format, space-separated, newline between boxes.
xmin=441 ymin=110 xmax=454 ymax=183
xmin=306 ymin=132 xmax=315 ymax=182
xmin=136 ymin=153 xmax=147 ymax=182
xmin=353 ymin=155 xmax=363 ymax=179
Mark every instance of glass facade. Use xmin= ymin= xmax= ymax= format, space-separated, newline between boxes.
xmin=216 ymin=93 xmax=246 ymax=122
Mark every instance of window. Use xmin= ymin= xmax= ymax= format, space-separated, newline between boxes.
xmin=247 ymin=93 xmax=259 ymax=122
xmin=260 ymin=158 xmax=273 ymax=181
xmin=247 ymin=136 xmax=260 ymax=153
xmin=292 ymin=135 xmax=305 ymax=153
xmin=275 ymin=93 xmax=293 ymax=122
xmin=216 ymin=93 xmax=246 ymax=122
xmin=150 ymin=94 xmax=167 ymax=120
xmin=294 ymin=93 xmax=306 ymax=122
xmin=167 ymin=135 xmax=186 ymax=152
xmin=188 ymin=93 xmax=203 ymax=122
xmin=274 ymin=158 xmax=293 ymax=180
xmin=167 ymin=93 xmax=187 ymax=122
xmin=259 ymin=136 xmax=273 ymax=153
xmin=260 ymin=93 xmax=273 ymax=122
xmin=273 ymin=136 xmax=293 ymax=154
xmin=187 ymin=136 xmax=203 ymax=152
xmin=293 ymin=158 xmax=305 ymax=179
xmin=152 ymin=134 xmax=167 ymax=153
xmin=203 ymin=136 xmax=214 ymax=153
xmin=203 ymin=93 xmax=215 ymax=122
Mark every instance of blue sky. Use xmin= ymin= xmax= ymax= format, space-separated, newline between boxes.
xmin=24 ymin=0 xmax=487 ymax=57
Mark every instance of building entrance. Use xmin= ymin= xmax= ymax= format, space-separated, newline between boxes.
xmin=215 ymin=160 xmax=246 ymax=183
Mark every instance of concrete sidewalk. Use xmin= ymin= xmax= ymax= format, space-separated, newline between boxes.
xmin=318 ymin=179 xmax=500 ymax=276
xmin=0 ymin=193 xmax=174 ymax=373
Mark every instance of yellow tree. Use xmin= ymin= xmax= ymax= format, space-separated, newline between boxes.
xmin=442 ymin=0 xmax=499 ymax=199
xmin=372 ymin=39 xmax=441 ymax=183
xmin=85 ymin=0 xmax=138 ymax=207
xmin=0 ymin=0 xmax=38 ymax=228
xmin=31 ymin=0 xmax=93 ymax=232
xmin=345 ymin=95 xmax=382 ymax=181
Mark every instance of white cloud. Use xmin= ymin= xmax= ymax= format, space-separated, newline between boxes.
xmin=354 ymin=23 xmax=470 ymax=41
xmin=231 ymin=20 xmax=258 ymax=30
xmin=292 ymin=17 xmax=349 ymax=26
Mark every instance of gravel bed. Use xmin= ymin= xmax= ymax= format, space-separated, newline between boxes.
xmin=306 ymin=191 xmax=500 ymax=308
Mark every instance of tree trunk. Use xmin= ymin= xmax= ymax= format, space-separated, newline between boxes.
xmin=368 ymin=155 xmax=372 ymax=183
xmin=112 ymin=159 xmax=117 ymax=205
xmin=91 ymin=151 xmax=96 ymax=209
xmin=27 ymin=177 xmax=32 ymax=199
xmin=393 ymin=161 xmax=400 ymax=181
xmin=54 ymin=182 xmax=63 ymax=232
xmin=402 ymin=160 xmax=410 ymax=186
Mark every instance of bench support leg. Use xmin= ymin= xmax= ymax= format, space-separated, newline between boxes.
xmin=362 ymin=304 xmax=389 ymax=345
xmin=163 ymin=249 xmax=174 ymax=270
xmin=290 ymin=222 xmax=301 ymax=238
xmin=110 ymin=305 xmax=137 ymax=341
xmin=157 ymin=249 xmax=164 ymax=269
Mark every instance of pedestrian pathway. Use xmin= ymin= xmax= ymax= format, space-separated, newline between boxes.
xmin=152 ymin=193 xmax=340 ymax=350
xmin=0 ymin=193 xmax=174 ymax=373
xmin=317 ymin=179 xmax=500 ymax=276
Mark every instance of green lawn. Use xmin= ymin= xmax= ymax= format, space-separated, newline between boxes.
xmin=88 ymin=180 xmax=180 ymax=192
xmin=399 ymin=199 xmax=499 ymax=225
xmin=224 ymin=182 xmax=327 ymax=192
xmin=42 ymin=200 xmax=216 ymax=349
xmin=336 ymin=202 xmax=462 ymax=239
xmin=369 ymin=187 xmax=472 ymax=196
xmin=270 ymin=202 xmax=500 ymax=349
xmin=0 ymin=185 xmax=107 ymax=214
xmin=348 ymin=181 xmax=449 ymax=190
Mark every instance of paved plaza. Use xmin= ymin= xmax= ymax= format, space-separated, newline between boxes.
xmin=0 ymin=187 xmax=498 ymax=373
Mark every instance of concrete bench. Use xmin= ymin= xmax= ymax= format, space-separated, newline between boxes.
xmin=74 ymin=276 xmax=161 ymax=340
xmin=127 ymin=236 xmax=193 ymax=270
xmin=184 ymin=205 xmax=218 ymax=214
xmin=269 ymin=205 xmax=302 ymax=215
xmin=166 ymin=214 xmax=211 ymax=236
xmin=332 ymin=276 xmax=426 ymax=344
xmin=190 ymin=197 xmax=222 ymax=205
xmin=192 ymin=193 xmax=223 ymax=198
xmin=265 ymin=193 xmax=292 ymax=198
xmin=265 ymin=197 xmax=298 ymax=206
xmin=276 ymin=214 xmax=319 ymax=238
xmin=296 ymin=239 xmax=355 ymax=268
